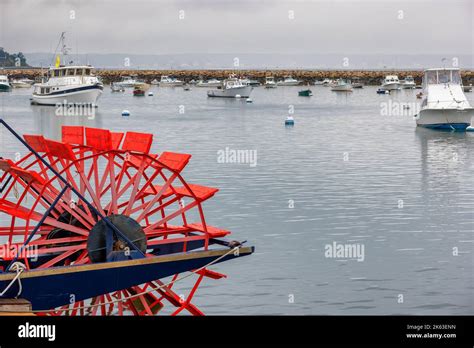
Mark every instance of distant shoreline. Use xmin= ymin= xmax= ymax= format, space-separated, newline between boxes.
xmin=3 ymin=68 xmax=473 ymax=86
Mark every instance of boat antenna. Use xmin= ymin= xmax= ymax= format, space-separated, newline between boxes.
xmin=50 ymin=32 xmax=70 ymax=66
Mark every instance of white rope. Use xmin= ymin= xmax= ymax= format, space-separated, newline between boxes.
xmin=0 ymin=261 xmax=26 ymax=298
xmin=0 ymin=246 xmax=241 ymax=314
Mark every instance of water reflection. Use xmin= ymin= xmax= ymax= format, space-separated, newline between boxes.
xmin=31 ymin=104 xmax=103 ymax=140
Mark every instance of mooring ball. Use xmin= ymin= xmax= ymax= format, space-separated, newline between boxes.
xmin=87 ymin=214 xmax=147 ymax=263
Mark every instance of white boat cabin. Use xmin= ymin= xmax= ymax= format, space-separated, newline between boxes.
xmin=422 ymin=68 xmax=469 ymax=110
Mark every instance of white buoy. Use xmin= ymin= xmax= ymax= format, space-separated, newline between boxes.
xmin=246 ymin=98 xmax=253 ymax=103
xmin=235 ymin=94 xmax=241 ymax=98
xmin=148 ymin=91 xmax=154 ymax=96
xmin=122 ymin=110 xmax=130 ymax=117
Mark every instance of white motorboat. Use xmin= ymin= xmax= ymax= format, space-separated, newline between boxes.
xmin=115 ymin=75 xmax=147 ymax=88
xmin=196 ymin=78 xmax=222 ymax=87
xmin=264 ymin=76 xmax=277 ymax=88
xmin=313 ymin=80 xmax=325 ymax=85
xmin=31 ymin=65 xmax=103 ymax=106
xmin=240 ymin=77 xmax=251 ymax=86
xmin=30 ymin=33 xmax=103 ymax=106
xmin=111 ymin=82 xmax=125 ymax=92
xmin=277 ymin=76 xmax=300 ymax=86
xmin=0 ymin=75 xmax=11 ymax=91
xmin=351 ymin=78 xmax=364 ymax=89
xmin=415 ymin=68 xmax=474 ymax=131
xmin=159 ymin=75 xmax=184 ymax=87
xmin=207 ymin=75 xmax=253 ymax=98
xmin=402 ymin=75 xmax=416 ymax=89
xmin=11 ymin=78 xmax=34 ymax=88
xmin=381 ymin=75 xmax=401 ymax=90
xmin=331 ymin=79 xmax=353 ymax=92
xmin=322 ymin=78 xmax=334 ymax=87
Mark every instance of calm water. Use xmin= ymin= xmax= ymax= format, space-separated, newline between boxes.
xmin=0 ymin=85 xmax=473 ymax=315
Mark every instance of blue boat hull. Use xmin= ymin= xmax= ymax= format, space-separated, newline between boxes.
xmin=0 ymin=247 xmax=253 ymax=311
xmin=418 ymin=123 xmax=470 ymax=131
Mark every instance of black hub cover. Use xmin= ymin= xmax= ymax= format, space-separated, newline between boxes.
xmin=87 ymin=214 xmax=147 ymax=263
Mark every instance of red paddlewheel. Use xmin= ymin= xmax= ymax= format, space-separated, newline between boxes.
xmin=0 ymin=126 xmax=233 ymax=316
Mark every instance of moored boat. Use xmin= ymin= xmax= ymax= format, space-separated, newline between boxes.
xmin=402 ymin=75 xmax=416 ymax=89
xmin=115 ymin=75 xmax=146 ymax=88
xmin=11 ymin=78 xmax=34 ymax=88
xmin=207 ymin=75 xmax=253 ymax=98
xmin=264 ymin=76 xmax=277 ymax=88
xmin=158 ymin=75 xmax=184 ymax=87
xmin=415 ymin=68 xmax=474 ymax=130
xmin=133 ymin=85 xmax=146 ymax=96
xmin=0 ymin=75 xmax=11 ymax=91
xmin=298 ymin=89 xmax=313 ymax=96
xmin=277 ymin=76 xmax=300 ymax=86
xmin=381 ymin=75 xmax=401 ymax=90
xmin=196 ymin=78 xmax=222 ymax=87
xmin=331 ymin=79 xmax=353 ymax=92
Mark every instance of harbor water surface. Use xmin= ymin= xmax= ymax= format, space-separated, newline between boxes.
xmin=1 ymin=85 xmax=473 ymax=314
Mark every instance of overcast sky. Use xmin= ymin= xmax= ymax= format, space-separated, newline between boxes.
xmin=0 ymin=0 xmax=472 ymax=56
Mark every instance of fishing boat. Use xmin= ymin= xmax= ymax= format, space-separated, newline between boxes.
xmin=207 ymin=75 xmax=253 ymax=98
xmin=11 ymin=78 xmax=34 ymax=88
xmin=277 ymin=76 xmax=300 ymax=86
xmin=30 ymin=33 xmax=103 ymax=106
xmin=196 ymin=79 xmax=222 ymax=87
xmin=158 ymin=75 xmax=184 ymax=87
xmin=331 ymin=79 xmax=353 ymax=92
xmin=0 ymin=75 xmax=11 ymax=91
xmin=402 ymin=76 xmax=416 ymax=89
xmin=0 ymin=121 xmax=253 ymax=315
xmin=264 ymin=76 xmax=277 ymax=88
xmin=298 ymin=89 xmax=313 ymax=96
xmin=381 ymin=75 xmax=401 ymax=90
xmin=415 ymin=68 xmax=474 ymax=130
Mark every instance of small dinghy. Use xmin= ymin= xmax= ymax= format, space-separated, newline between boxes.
xmin=298 ymin=89 xmax=313 ymax=97
xmin=133 ymin=86 xmax=146 ymax=96
xmin=285 ymin=115 xmax=295 ymax=126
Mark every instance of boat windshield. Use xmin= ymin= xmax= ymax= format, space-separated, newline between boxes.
xmin=424 ymin=70 xmax=461 ymax=85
